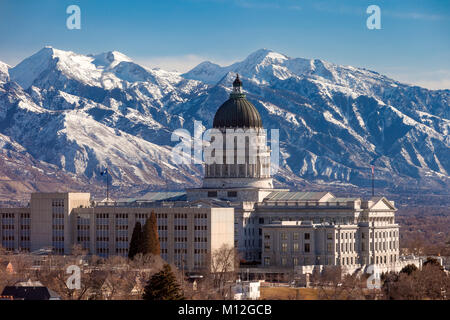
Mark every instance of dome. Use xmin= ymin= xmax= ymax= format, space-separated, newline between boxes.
xmin=213 ymin=75 xmax=263 ymax=129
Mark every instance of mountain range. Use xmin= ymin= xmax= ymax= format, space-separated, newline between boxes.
xmin=0 ymin=47 xmax=448 ymax=202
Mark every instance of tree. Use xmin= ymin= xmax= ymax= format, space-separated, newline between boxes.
xmin=128 ymin=222 xmax=143 ymax=259
xmin=208 ymin=244 xmax=238 ymax=298
xmin=142 ymin=212 xmax=160 ymax=256
xmin=423 ymin=257 xmax=442 ymax=269
xmin=382 ymin=263 xmax=450 ymax=300
xmin=37 ymin=254 xmax=99 ymax=300
xmin=400 ymin=264 xmax=418 ymax=276
xmin=142 ymin=264 xmax=184 ymax=300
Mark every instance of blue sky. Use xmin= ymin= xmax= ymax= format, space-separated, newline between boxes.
xmin=0 ymin=0 xmax=449 ymax=89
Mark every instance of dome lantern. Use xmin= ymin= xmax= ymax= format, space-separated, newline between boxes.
xmin=212 ymin=75 xmax=263 ymax=129
xmin=232 ymin=74 xmax=243 ymax=94
xmin=230 ymin=73 xmax=245 ymax=98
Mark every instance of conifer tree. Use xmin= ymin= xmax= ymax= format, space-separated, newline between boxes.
xmin=400 ymin=264 xmax=418 ymax=275
xmin=142 ymin=264 xmax=184 ymax=300
xmin=142 ymin=211 xmax=160 ymax=256
xmin=128 ymin=222 xmax=142 ymax=259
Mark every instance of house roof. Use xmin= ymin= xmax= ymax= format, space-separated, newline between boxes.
xmin=263 ymin=191 xmax=333 ymax=202
xmin=368 ymin=197 xmax=396 ymax=210
xmin=0 ymin=261 xmax=12 ymax=268
xmin=331 ymin=197 xmax=360 ymax=202
xmin=188 ymin=198 xmax=232 ymax=208
xmin=1 ymin=285 xmax=61 ymax=300
xmin=115 ymin=192 xmax=187 ymax=203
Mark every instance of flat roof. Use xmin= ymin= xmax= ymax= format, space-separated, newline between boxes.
xmin=263 ymin=191 xmax=332 ymax=201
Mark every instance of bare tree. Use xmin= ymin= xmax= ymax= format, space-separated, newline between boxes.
xmin=313 ymin=267 xmax=369 ymax=300
xmin=207 ymin=244 xmax=239 ymax=299
xmin=383 ymin=264 xmax=450 ymax=300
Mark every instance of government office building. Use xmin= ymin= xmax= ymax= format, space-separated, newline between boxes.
xmin=0 ymin=76 xmax=401 ymax=274
xmin=0 ymin=192 xmax=234 ymax=272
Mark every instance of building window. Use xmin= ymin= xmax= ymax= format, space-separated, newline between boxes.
xmin=293 ymin=233 xmax=299 ymax=240
xmin=304 ymin=243 xmax=310 ymax=253
xmin=327 ymin=233 xmax=332 ymax=240
xmin=264 ymin=233 xmax=270 ymax=240
xmin=264 ymin=257 xmax=270 ymax=266
xmin=227 ymin=191 xmax=237 ymax=197
xmin=208 ymin=191 xmax=217 ymax=197
xmin=281 ymin=233 xmax=287 ymax=240
xmin=281 ymin=258 xmax=287 ymax=266
xmin=293 ymin=243 xmax=299 ymax=252
xmin=264 ymin=243 xmax=270 ymax=252
xmin=327 ymin=243 xmax=332 ymax=252
xmin=362 ymin=232 xmax=366 ymax=239
xmin=281 ymin=243 xmax=287 ymax=252
xmin=293 ymin=257 xmax=299 ymax=266
xmin=304 ymin=233 xmax=310 ymax=240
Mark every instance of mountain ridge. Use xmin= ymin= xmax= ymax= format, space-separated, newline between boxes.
xmin=0 ymin=47 xmax=448 ymax=201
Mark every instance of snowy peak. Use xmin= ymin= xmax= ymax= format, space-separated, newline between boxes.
xmin=184 ymin=48 xmax=404 ymax=97
xmin=10 ymin=46 xmax=101 ymax=89
xmin=242 ymin=48 xmax=289 ymax=66
xmin=185 ymin=48 xmax=310 ymax=85
xmin=0 ymin=61 xmax=10 ymax=82
xmin=91 ymin=51 xmax=133 ymax=69
xmin=0 ymin=47 xmax=448 ymax=198
xmin=8 ymin=47 xmax=185 ymax=91
xmin=183 ymin=61 xmax=229 ymax=84
xmin=9 ymin=47 xmax=57 ymax=89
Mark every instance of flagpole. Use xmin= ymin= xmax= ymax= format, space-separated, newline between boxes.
xmin=371 ymin=165 xmax=374 ymax=197
xmin=106 ymin=168 xmax=109 ymax=202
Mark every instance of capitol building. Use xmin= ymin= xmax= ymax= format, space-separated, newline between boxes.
xmin=0 ymin=76 xmax=403 ymax=276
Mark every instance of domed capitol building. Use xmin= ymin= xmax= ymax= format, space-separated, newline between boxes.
xmin=0 ymin=75 xmax=406 ymax=278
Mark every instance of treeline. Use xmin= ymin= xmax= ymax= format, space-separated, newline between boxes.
xmin=306 ymin=258 xmax=450 ymax=300
xmin=396 ymin=207 xmax=450 ymax=256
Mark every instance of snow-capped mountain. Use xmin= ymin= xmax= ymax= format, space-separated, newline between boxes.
xmin=0 ymin=62 xmax=9 ymax=83
xmin=0 ymin=47 xmax=448 ymax=200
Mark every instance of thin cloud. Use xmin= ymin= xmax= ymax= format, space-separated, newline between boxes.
xmin=386 ymin=69 xmax=450 ymax=90
xmin=385 ymin=11 xmax=447 ymax=21
xmin=310 ymin=1 xmax=448 ymax=21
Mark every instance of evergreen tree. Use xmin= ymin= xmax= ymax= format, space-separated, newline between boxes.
xmin=142 ymin=211 xmax=160 ymax=256
xmin=423 ymin=257 xmax=441 ymax=267
xmin=128 ymin=222 xmax=142 ymax=259
xmin=142 ymin=264 xmax=184 ymax=300
xmin=400 ymin=264 xmax=418 ymax=275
